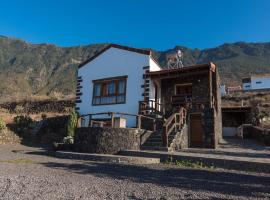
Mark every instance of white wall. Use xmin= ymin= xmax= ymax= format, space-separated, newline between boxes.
xmin=149 ymin=57 xmax=162 ymax=72
xmin=220 ymin=85 xmax=226 ymax=96
xmin=251 ymin=77 xmax=270 ymax=90
xmin=77 ymin=47 xmax=149 ymax=127
xmin=222 ymin=127 xmax=237 ymax=137
xmin=148 ymin=57 xmax=162 ymax=109
xmin=242 ymin=83 xmax=251 ymax=91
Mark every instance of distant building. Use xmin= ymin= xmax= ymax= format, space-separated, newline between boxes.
xmin=220 ymin=84 xmax=226 ymax=96
xmin=242 ymin=74 xmax=270 ymax=91
xmin=226 ymin=85 xmax=242 ymax=94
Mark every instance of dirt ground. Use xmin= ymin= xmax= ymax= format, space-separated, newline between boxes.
xmin=0 ymin=144 xmax=269 ymax=200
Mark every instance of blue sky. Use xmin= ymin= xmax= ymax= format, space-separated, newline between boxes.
xmin=0 ymin=0 xmax=270 ymax=50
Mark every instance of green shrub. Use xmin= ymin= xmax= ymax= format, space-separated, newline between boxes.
xmin=13 ymin=115 xmax=34 ymax=128
xmin=0 ymin=117 xmax=6 ymax=130
xmin=66 ymin=110 xmax=77 ymax=137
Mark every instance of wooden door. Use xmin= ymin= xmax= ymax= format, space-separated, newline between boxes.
xmin=190 ymin=114 xmax=203 ymax=147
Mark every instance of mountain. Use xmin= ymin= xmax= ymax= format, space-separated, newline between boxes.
xmin=1 ymin=37 xmax=270 ymax=99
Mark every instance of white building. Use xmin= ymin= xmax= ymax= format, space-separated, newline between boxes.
xmin=75 ymin=43 xmax=222 ymax=149
xmin=76 ymin=44 xmax=161 ymax=127
xmin=220 ymin=84 xmax=226 ymax=96
xmin=242 ymin=74 xmax=270 ymax=91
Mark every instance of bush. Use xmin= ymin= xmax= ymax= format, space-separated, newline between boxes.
xmin=66 ymin=110 xmax=77 ymax=137
xmin=0 ymin=117 xmax=6 ymax=130
xmin=13 ymin=115 xmax=34 ymax=128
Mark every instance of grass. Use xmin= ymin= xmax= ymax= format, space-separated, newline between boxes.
xmin=165 ymin=156 xmax=215 ymax=169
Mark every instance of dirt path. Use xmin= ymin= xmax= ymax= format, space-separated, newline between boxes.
xmin=0 ymin=144 xmax=269 ymax=199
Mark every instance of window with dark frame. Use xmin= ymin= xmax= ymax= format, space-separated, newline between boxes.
xmin=92 ymin=76 xmax=127 ymax=105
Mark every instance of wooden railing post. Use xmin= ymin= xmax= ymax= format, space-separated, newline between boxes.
xmin=88 ymin=114 xmax=92 ymax=127
xmin=153 ymin=119 xmax=156 ymax=131
xmin=111 ymin=112 xmax=114 ymax=128
xmin=162 ymin=127 xmax=168 ymax=147
xmin=137 ymin=115 xmax=141 ymax=129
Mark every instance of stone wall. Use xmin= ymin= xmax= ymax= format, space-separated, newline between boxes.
xmin=74 ymin=127 xmax=152 ymax=154
xmin=214 ymin=71 xmax=223 ymax=147
xmin=242 ymin=124 xmax=270 ymax=145
xmin=160 ymin=70 xmax=221 ymax=149
xmin=161 ymin=74 xmax=209 ymax=114
xmin=171 ymin=125 xmax=188 ymax=150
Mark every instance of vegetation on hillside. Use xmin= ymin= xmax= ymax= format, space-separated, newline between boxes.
xmin=1 ymin=37 xmax=270 ymax=100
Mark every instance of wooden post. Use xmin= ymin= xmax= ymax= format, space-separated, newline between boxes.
xmin=111 ymin=112 xmax=114 ymax=128
xmin=88 ymin=114 xmax=92 ymax=127
xmin=137 ymin=115 xmax=141 ymax=129
xmin=162 ymin=128 xmax=168 ymax=147
xmin=153 ymin=119 xmax=156 ymax=131
xmin=209 ymin=70 xmax=213 ymax=108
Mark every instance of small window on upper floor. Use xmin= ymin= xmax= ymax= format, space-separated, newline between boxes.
xmin=92 ymin=76 xmax=127 ymax=106
xmin=256 ymin=81 xmax=262 ymax=84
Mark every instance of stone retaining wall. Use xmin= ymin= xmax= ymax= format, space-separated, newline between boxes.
xmin=74 ymin=127 xmax=151 ymax=154
xmin=242 ymin=124 xmax=270 ymax=145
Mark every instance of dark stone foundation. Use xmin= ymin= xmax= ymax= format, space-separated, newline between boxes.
xmin=74 ymin=127 xmax=152 ymax=154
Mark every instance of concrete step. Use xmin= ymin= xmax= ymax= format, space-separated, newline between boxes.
xmin=142 ymin=142 xmax=163 ymax=147
xmin=118 ymin=150 xmax=270 ymax=173
xmin=140 ymin=146 xmax=172 ymax=151
xmin=54 ymin=151 xmax=160 ymax=164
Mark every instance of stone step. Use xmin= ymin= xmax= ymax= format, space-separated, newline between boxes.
xmin=118 ymin=150 xmax=270 ymax=173
xmin=140 ymin=146 xmax=172 ymax=151
xmin=142 ymin=141 xmax=163 ymax=146
xmin=145 ymin=137 xmax=163 ymax=142
xmin=54 ymin=151 xmax=160 ymax=164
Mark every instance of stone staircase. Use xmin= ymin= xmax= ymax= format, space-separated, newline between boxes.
xmin=141 ymin=125 xmax=188 ymax=152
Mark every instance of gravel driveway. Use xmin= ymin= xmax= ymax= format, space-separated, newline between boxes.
xmin=0 ymin=144 xmax=269 ymax=200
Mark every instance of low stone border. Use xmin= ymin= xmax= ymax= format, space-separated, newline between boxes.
xmin=54 ymin=151 xmax=160 ymax=165
xmin=118 ymin=150 xmax=270 ymax=173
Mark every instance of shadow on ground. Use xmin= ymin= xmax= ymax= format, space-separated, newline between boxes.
xmin=40 ymin=160 xmax=270 ymax=198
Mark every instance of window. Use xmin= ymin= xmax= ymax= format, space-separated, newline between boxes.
xmin=92 ymin=76 xmax=127 ymax=105
xmin=256 ymin=81 xmax=262 ymax=84
xmin=175 ymin=84 xmax=192 ymax=97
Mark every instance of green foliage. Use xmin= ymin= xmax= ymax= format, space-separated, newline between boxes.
xmin=13 ymin=115 xmax=34 ymax=128
xmin=0 ymin=117 xmax=6 ymax=130
xmin=66 ymin=110 xmax=78 ymax=137
xmin=165 ymin=156 xmax=215 ymax=169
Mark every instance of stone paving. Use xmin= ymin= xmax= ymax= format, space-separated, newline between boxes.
xmin=181 ymin=137 xmax=270 ymax=162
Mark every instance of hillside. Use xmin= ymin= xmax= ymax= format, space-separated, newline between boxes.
xmin=1 ymin=36 xmax=270 ymax=100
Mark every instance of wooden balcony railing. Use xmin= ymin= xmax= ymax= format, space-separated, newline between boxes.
xmin=162 ymin=107 xmax=187 ymax=147
xmin=77 ymin=111 xmax=157 ymax=131
xmin=171 ymin=94 xmax=192 ymax=106
xmin=139 ymin=100 xmax=165 ymax=115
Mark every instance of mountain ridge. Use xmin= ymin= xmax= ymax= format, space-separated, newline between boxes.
xmin=1 ymin=36 xmax=270 ymax=99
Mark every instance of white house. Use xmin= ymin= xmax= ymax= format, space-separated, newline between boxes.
xmin=76 ymin=44 xmax=162 ymax=127
xmin=76 ymin=43 xmax=222 ymax=149
xmin=242 ymin=74 xmax=270 ymax=91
